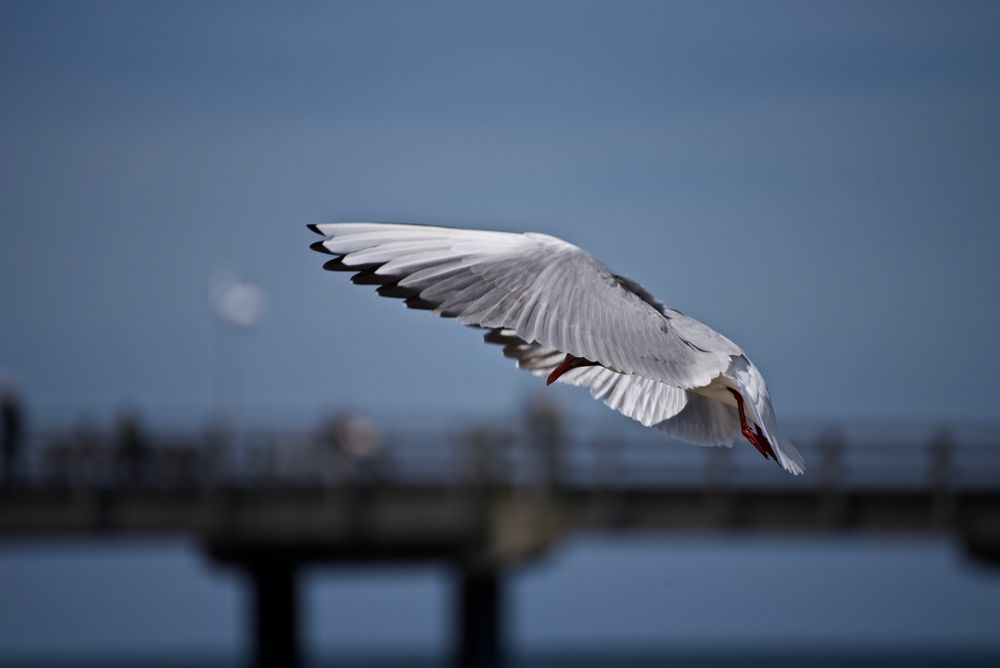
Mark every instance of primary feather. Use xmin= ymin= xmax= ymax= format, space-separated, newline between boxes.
xmin=308 ymin=222 xmax=805 ymax=475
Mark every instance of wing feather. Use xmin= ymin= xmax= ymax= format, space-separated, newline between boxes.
xmin=311 ymin=223 xmax=733 ymax=390
xmin=480 ymin=328 xmax=691 ymax=429
xmin=653 ymin=393 xmax=740 ymax=447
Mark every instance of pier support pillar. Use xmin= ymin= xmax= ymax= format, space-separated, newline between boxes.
xmin=455 ymin=566 xmax=504 ymax=668
xmin=246 ymin=559 xmax=300 ymax=668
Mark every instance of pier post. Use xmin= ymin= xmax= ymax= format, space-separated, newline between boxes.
xmin=455 ymin=566 xmax=504 ymax=668
xmin=246 ymin=558 xmax=300 ymax=668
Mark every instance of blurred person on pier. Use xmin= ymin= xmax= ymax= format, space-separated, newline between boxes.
xmin=1 ymin=381 xmax=25 ymax=485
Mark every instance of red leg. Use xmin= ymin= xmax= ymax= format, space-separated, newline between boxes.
xmin=547 ymin=354 xmax=599 ymax=385
xmin=726 ymin=388 xmax=778 ymax=461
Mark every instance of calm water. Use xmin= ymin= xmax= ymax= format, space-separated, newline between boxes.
xmin=2 ymin=535 xmax=999 ymax=666
xmin=4 ymin=653 xmax=1000 ymax=668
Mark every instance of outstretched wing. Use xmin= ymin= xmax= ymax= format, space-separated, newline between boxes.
xmin=481 ymin=328 xmax=689 ymax=428
xmin=309 ymin=223 xmax=734 ymax=390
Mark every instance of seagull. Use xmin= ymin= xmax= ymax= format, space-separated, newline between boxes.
xmin=308 ymin=223 xmax=805 ymax=475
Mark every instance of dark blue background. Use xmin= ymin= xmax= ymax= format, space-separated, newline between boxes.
xmin=1 ymin=1 xmax=999 ymax=663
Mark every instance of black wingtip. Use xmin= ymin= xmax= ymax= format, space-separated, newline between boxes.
xmin=322 ymin=257 xmax=350 ymax=271
xmin=350 ymin=268 xmax=398 ymax=286
xmin=306 ymin=223 xmax=324 ymax=236
xmin=482 ymin=328 xmax=512 ymax=345
xmin=404 ymin=296 xmax=437 ymax=311
xmin=376 ymin=283 xmax=420 ymax=299
xmin=310 ymin=240 xmax=334 ymax=255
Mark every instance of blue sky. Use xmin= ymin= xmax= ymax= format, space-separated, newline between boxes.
xmin=2 ymin=0 xmax=1000 ymax=428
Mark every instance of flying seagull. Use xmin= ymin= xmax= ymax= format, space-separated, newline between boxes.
xmin=308 ymin=223 xmax=805 ymax=475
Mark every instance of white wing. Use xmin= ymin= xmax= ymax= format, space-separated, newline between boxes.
xmin=310 ymin=222 xmax=733 ymax=389
xmin=482 ymin=328 xmax=690 ymax=428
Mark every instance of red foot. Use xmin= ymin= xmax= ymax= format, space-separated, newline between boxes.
xmin=547 ymin=354 xmax=599 ymax=385
xmin=726 ymin=388 xmax=778 ymax=461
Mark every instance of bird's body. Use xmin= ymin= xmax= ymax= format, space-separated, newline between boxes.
xmin=308 ymin=223 xmax=805 ymax=475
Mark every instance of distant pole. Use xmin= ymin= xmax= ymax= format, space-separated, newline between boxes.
xmin=1 ymin=384 xmax=25 ymax=485
xmin=818 ymin=428 xmax=846 ymax=526
xmin=929 ymin=428 xmax=955 ymax=526
xmin=208 ymin=268 xmax=265 ymax=419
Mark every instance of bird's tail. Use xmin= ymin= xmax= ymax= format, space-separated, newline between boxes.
xmin=728 ymin=355 xmax=805 ymax=475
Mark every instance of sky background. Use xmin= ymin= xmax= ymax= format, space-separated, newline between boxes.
xmin=2 ymin=0 xmax=1000 ymax=426
xmin=1 ymin=0 xmax=999 ymax=663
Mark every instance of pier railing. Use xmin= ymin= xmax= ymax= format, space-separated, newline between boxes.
xmin=7 ymin=422 xmax=1000 ymax=492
